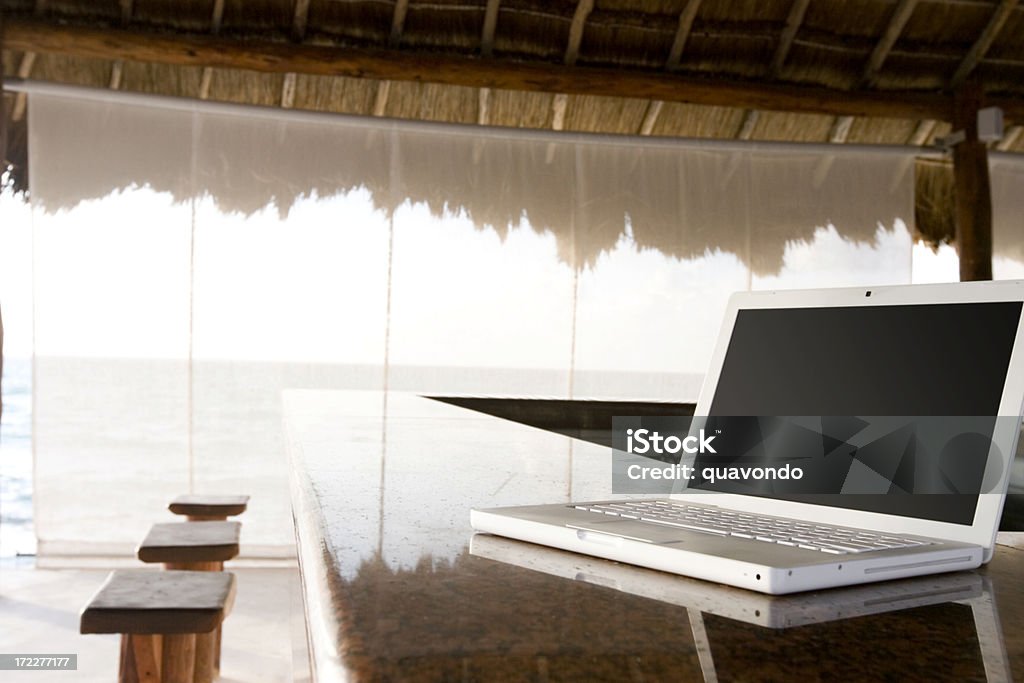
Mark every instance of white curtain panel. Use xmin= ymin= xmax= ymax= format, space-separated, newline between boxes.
xmin=26 ymin=88 xmax=920 ymax=557
xmin=992 ymin=155 xmax=1024 ymax=279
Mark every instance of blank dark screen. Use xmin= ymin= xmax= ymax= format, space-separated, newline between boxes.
xmin=707 ymin=302 xmax=1022 ymax=524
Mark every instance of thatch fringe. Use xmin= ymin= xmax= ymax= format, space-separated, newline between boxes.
xmin=913 ymin=158 xmax=955 ymax=249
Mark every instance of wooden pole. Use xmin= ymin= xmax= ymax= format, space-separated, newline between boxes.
xmin=0 ymin=7 xmax=5 ymax=427
xmin=952 ymin=82 xmax=993 ymax=282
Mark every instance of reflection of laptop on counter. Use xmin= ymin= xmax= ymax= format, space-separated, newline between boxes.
xmin=472 ymin=282 xmax=1024 ymax=594
xmin=470 ymin=534 xmax=1012 ymax=682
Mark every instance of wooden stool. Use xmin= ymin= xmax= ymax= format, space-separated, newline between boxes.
xmin=169 ymin=495 xmax=249 ymax=522
xmin=81 ymin=569 xmax=235 ymax=683
xmin=138 ymin=521 xmax=241 ymax=677
xmin=137 ymin=522 xmax=241 ymax=571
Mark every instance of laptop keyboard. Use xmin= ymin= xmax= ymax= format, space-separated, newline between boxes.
xmin=573 ymin=500 xmax=932 ymax=555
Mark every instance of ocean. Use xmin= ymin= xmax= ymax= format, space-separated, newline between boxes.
xmin=1 ymin=356 xmax=34 ymax=558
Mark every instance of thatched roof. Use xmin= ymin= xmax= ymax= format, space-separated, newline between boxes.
xmin=3 ymin=1 xmax=1022 ymax=146
xmin=2 ymin=0 xmax=1023 ymax=266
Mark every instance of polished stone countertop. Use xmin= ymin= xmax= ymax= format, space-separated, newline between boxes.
xmin=284 ymin=390 xmax=1024 ymax=682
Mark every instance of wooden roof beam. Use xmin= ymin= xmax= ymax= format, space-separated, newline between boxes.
xmin=950 ymin=0 xmax=1018 ymax=88
xmin=996 ymin=124 xmax=1023 ymax=151
xmin=197 ymin=0 xmax=225 ymax=100
xmin=745 ymin=0 xmax=799 ymax=153
xmin=389 ymin=0 xmax=409 ymax=49
xmin=478 ymin=86 xmax=490 ymax=126
xmin=550 ymin=0 xmax=594 ymax=131
xmin=638 ymin=100 xmax=663 ymax=136
xmin=736 ymin=110 xmax=760 ymax=140
xmin=862 ymin=0 xmax=919 ymax=87
xmin=481 ymin=0 xmax=500 ymax=58
xmin=642 ymin=0 xmax=703 ymax=136
xmin=736 ymin=0 xmax=810 ymax=142
xmin=666 ymin=0 xmax=702 ymax=71
xmin=11 ymin=0 xmax=47 ymax=121
xmin=478 ymin=0 xmax=501 ymax=126
xmin=770 ymin=0 xmax=811 ymax=75
xmin=10 ymin=52 xmax=35 ymax=121
xmin=564 ymin=0 xmax=594 ymax=67
xmin=908 ymin=119 xmax=939 ymax=145
xmin=282 ymin=0 xmax=311 ymax=109
xmin=292 ymin=0 xmax=311 ymax=42
xmin=373 ymin=80 xmax=390 ymax=117
xmin=108 ymin=0 xmax=134 ymax=90
xmin=8 ymin=18 xmax=1004 ymax=121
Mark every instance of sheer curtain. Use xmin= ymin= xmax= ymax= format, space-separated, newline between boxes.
xmin=992 ymin=154 xmax=1024 ymax=279
xmin=26 ymin=86 xmax=917 ymax=557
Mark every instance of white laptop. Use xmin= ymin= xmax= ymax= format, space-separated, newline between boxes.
xmin=471 ymin=281 xmax=1024 ymax=594
xmin=470 ymin=534 xmax=1011 ymax=682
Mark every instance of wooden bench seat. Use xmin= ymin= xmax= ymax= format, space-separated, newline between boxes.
xmin=169 ymin=495 xmax=249 ymax=521
xmin=81 ymin=570 xmax=235 ymax=683
xmin=137 ymin=522 xmax=241 ymax=569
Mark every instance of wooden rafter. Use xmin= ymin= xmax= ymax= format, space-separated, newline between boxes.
xmin=770 ymin=0 xmax=811 ymax=75
xmin=551 ymin=93 xmax=569 ymax=131
xmin=11 ymin=0 xmax=46 ymax=121
xmin=665 ymin=0 xmax=702 ymax=71
xmin=389 ymin=0 xmax=410 ymax=49
xmin=736 ymin=0 xmax=810 ymax=142
xmin=292 ymin=0 xmax=311 ymax=42
xmin=950 ymin=0 xmax=1019 ymax=88
xmin=197 ymin=0 xmax=226 ymax=100
xmin=282 ymin=0 xmax=312 ymax=109
xmin=108 ymin=0 xmax=134 ymax=90
xmin=862 ymin=0 xmax=919 ymax=86
xmin=638 ymin=100 xmax=663 ymax=136
xmin=996 ymin=124 xmax=1023 ymax=151
xmin=8 ymin=18 xmax=1013 ymax=121
xmin=481 ymin=0 xmax=500 ymax=58
xmin=736 ymin=110 xmax=760 ymax=140
xmin=549 ymin=0 xmax=594 ymax=131
xmin=478 ymin=87 xmax=490 ymax=126
xmin=373 ymin=80 xmax=390 ymax=117
xmin=564 ymin=0 xmax=594 ymax=67
xmin=828 ymin=115 xmax=855 ymax=143
xmin=478 ymin=0 xmax=501 ymax=126
xmin=11 ymin=51 xmax=36 ymax=121
xmin=908 ymin=119 xmax=939 ymax=145
xmin=642 ymin=0 xmax=703 ymax=136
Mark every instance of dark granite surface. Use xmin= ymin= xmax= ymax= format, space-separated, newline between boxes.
xmin=284 ymin=391 xmax=1024 ymax=682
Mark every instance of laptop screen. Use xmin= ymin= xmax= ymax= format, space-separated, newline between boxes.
xmin=704 ymin=301 xmax=1023 ymax=525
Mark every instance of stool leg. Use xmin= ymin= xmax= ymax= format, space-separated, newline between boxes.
xmin=186 ymin=514 xmax=228 ymax=521
xmin=161 ymin=561 xmax=225 ymax=674
xmin=194 ymin=630 xmax=217 ymax=683
xmin=213 ymin=625 xmax=221 ymax=674
xmin=118 ymin=634 xmax=138 ymax=683
xmin=161 ymin=634 xmax=196 ymax=683
xmin=119 ymin=634 xmax=161 ymax=683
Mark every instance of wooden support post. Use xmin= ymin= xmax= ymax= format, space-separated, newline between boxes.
xmin=952 ymin=83 xmax=993 ymax=282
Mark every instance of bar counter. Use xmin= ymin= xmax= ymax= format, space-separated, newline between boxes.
xmin=284 ymin=390 xmax=1024 ymax=682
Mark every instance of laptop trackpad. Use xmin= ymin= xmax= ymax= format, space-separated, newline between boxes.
xmin=567 ymin=520 xmax=693 ymax=545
